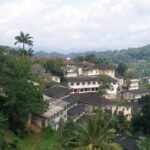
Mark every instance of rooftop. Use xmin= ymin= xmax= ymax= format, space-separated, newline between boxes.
xmin=62 ymin=95 xmax=77 ymax=104
xmin=124 ymin=89 xmax=150 ymax=95
xmin=95 ymin=64 xmax=115 ymax=70
xmin=43 ymin=105 xmax=64 ymax=119
xmin=67 ymin=105 xmax=85 ymax=116
xmin=114 ymin=136 xmax=137 ymax=150
xmin=74 ymin=93 xmax=115 ymax=107
xmin=44 ymin=85 xmax=70 ymax=98
xmin=119 ymin=101 xmax=139 ymax=110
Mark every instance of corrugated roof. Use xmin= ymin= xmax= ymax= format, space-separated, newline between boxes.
xmin=62 ymin=95 xmax=77 ymax=104
xmin=124 ymin=89 xmax=150 ymax=95
xmin=74 ymin=93 xmax=114 ymax=106
xmin=67 ymin=105 xmax=85 ymax=116
xmin=44 ymin=85 xmax=70 ymax=98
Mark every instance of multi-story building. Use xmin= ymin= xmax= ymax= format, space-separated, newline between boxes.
xmin=111 ymin=100 xmax=139 ymax=120
xmin=123 ymin=89 xmax=150 ymax=100
xmin=64 ymin=64 xmax=116 ymax=78
xmin=67 ymin=76 xmax=118 ymax=99
xmin=33 ymin=84 xmax=85 ymax=129
xmin=67 ymin=76 xmax=99 ymax=94
xmin=128 ymin=79 xmax=139 ymax=90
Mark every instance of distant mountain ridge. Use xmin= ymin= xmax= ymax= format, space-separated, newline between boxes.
xmin=34 ymin=44 xmax=150 ymax=77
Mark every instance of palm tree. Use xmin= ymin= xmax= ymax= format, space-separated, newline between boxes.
xmin=27 ymin=48 xmax=34 ymax=57
xmin=66 ymin=112 xmax=123 ymax=150
xmin=14 ymin=31 xmax=33 ymax=50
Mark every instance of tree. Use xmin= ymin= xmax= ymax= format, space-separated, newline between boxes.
xmin=111 ymin=112 xmax=131 ymax=136
xmin=44 ymin=58 xmax=65 ymax=82
xmin=66 ymin=111 xmax=122 ymax=150
xmin=131 ymin=95 xmax=150 ymax=134
xmin=27 ymin=48 xmax=34 ymax=57
xmin=85 ymin=54 xmax=97 ymax=63
xmin=98 ymin=75 xmax=112 ymax=96
xmin=0 ymin=112 xmax=8 ymax=150
xmin=74 ymin=56 xmax=85 ymax=62
xmin=14 ymin=31 xmax=33 ymax=51
xmin=138 ymin=95 xmax=150 ymax=134
xmin=2 ymin=58 xmax=48 ymax=135
xmin=117 ymin=63 xmax=127 ymax=76
xmin=137 ymin=138 xmax=150 ymax=150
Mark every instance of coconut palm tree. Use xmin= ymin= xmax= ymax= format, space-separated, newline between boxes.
xmin=66 ymin=112 xmax=123 ymax=150
xmin=14 ymin=31 xmax=33 ymax=50
xmin=27 ymin=48 xmax=34 ymax=57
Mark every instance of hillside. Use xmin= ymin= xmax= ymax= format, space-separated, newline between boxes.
xmin=1 ymin=44 xmax=150 ymax=77
xmin=34 ymin=44 xmax=150 ymax=77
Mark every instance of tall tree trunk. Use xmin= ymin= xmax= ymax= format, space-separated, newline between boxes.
xmin=23 ymin=42 xmax=25 ymax=50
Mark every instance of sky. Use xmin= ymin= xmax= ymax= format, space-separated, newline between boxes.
xmin=0 ymin=0 xmax=150 ymax=53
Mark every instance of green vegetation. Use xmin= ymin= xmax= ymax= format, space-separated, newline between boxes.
xmin=137 ymin=138 xmax=150 ymax=150
xmin=131 ymin=95 xmax=150 ymax=134
xmin=1 ymin=34 xmax=150 ymax=149
xmin=35 ymin=44 xmax=150 ymax=77
xmin=98 ymin=75 xmax=113 ymax=96
xmin=65 ymin=111 xmax=122 ymax=150
xmin=14 ymin=31 xmax=34 ymax=57
xmin=117 ymin=63 xmax=127 ymax=77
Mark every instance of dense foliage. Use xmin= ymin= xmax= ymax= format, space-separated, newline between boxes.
xmin=131 ymin=95 xmax=150 ymax=134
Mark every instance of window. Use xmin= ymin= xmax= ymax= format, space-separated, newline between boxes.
xmin=71 ymin=82 xmax=74 ymax=86
xmin=87 ymin=88 xmax=90 ymax=91
xmin=42 ymin=120 xmax=45 ymax=126
xmin=82 ymin=82 xmax=85 ymax=85
xmin=93 ymin=82 xmax=96 ymax=85
xmin=80 ymin=89 xmax=83 ymax=92
xmin=74 ymin=89 xmax=77 ymax=92
xmin=88 ymin=82 xmax=91 ymax=85
xmin=77 ymin=82 xmax=80 ymax=85
xmin=92 ymin=88 xmax=95 ymax=91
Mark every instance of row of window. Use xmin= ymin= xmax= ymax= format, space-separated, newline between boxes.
xmin=70 ymin=81 xmax=98 ymax=86
xmin=71 ymin=88 xmax=99 ymax=93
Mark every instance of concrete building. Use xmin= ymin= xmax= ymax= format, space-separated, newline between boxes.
xmin=67 ymin=75 xmax=118 ymax=99
xmin=123 ymin=89 xmax=150 ymax=100
xmin=33 ymin=83 xmax=86 ymax=129
xmin=111 ymin=101 xmax=139 ymax=120
xmin=128 ymin=79 xmax=139 ymax=90
xmin=67 ymin=76 xmax=99 ymax=94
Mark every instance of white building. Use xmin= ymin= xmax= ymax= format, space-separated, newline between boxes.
xmin=128 ymin=79 xmax=139 ymax=90
xmin=67 ymin=76 xmax=99 ymax=94
xmin=33 ymin=84 xmax=85 ymax=129
xmin=123 ymin=89 xmax=150 ymax=100
xmin=67 ymin=76 xmax=118 ymax=99
xmin=111 ymin=101 xmax=139 ymax=120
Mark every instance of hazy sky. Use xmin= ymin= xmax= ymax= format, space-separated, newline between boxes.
xmin=0 ymin=0 xmax=150 ymax=52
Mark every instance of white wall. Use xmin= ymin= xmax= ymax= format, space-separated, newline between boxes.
xmin=105 ymin=82 xmax=118 ymax=99
xmin=129 ymin=79 xmax=139 ymax=90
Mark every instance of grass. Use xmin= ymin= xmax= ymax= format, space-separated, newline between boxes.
xmin=36 ymin=128 xmax=62 ymax=150
xmin=3 ymin=128 xmax=63 ymax=150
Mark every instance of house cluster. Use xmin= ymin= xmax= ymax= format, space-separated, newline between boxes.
xmin=64 ymin=60 xmax=123 ymax=100
xmin=31 ymin=60 xmax=150 ymax=129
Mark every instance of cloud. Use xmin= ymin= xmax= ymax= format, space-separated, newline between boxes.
xmin=0 ymin=0 xmax=150 ymax=52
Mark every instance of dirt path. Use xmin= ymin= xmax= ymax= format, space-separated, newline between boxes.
xmin=30 ymin=123 xmax=42 ymax=150
xmin=31 ymin=133 xmax=42 ymax=150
